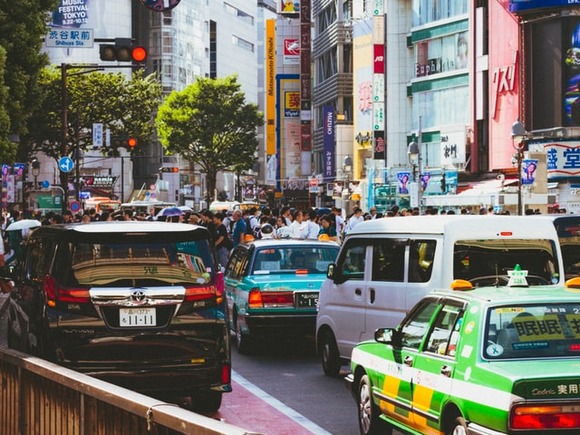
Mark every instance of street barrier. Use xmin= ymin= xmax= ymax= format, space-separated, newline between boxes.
xmin=0 ymin=345 xmax=257 ymax=435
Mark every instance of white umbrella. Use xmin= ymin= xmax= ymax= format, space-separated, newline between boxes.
xmin=6 ymin=219 xmax=41 ymax=231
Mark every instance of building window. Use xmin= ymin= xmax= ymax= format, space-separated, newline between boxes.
xmin=412 ymin=0 xmax=468 ymax=27
xmin=224 ymin=2 xmax=254 ymax=25
xmin=232 ymin=35 xmax=254 ymax=52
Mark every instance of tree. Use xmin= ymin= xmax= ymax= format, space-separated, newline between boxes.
xmin=156 ymin=75 xmax=263 ymax=201
xmin=23 ymin=67 xmax=162 ymax=195
xmin=0 ymin=0 xmax=55 ymax=163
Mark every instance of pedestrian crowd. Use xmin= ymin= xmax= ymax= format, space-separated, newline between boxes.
xmin=0 ymin=202 xmax=571 ymax=272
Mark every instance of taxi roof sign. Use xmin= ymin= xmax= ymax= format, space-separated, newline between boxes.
xmin=507 ymin=264 xmax=528 ymax=287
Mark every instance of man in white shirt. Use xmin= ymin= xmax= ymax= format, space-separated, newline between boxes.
xmin=303 ymin=210 xmax=320 ymax=239
xmin=345 ymin=207 xmax=364 ymax=234
xmin=288 ymin=209 xmax=305 ymax=239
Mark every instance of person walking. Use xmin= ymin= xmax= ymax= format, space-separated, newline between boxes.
xmin=213 ymin=212 xmax=231 ymax=268
xmin=231 ymin=210 xmax=247 ymax=248
xmin=318 ymin=214 xmax=338 ymax=242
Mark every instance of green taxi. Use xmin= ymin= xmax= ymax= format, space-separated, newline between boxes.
xmin=346 ymin=274 xmax=580 ymax=435
xmin=225 ymin=238 xmax=339 ymax=353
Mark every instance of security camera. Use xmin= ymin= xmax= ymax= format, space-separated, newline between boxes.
xmin=496 ymin=174 xmax=505 ymax=182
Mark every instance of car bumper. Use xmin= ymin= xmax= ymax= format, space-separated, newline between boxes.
xmin=243 ymin=313 xmax=316 ymax=336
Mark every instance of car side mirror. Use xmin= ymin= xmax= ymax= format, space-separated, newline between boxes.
xmin=374 ymin=328 xmax=401 ymax=347
xmin=327 ymin=263 xmax=346 ymax=284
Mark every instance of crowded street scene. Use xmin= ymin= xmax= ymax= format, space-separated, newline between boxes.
xmin=1 ymin=0 xmax=580 ymax=434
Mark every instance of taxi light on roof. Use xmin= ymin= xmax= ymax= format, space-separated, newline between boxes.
xmin=566 ymin=277 xmax=580 ymax=289
xmin=295 ymin=269 xmax=308 ymax=275
xmin=511 ymin=404 xmax=580 ymax=429
xmin=450 ymin=279 xmax=474 ymax=291
xmin=499 ymin=231 xmax=513 ymax=237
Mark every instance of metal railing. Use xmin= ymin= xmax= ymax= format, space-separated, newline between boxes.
xmin=0 ymin=346 xmax=257 ymax=435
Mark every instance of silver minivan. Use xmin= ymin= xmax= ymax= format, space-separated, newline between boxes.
xmin=316 ymin=215 xmax=566 ymax=376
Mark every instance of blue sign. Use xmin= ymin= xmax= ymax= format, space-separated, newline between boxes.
xmin=322 ymin=106 xmax=335 ymax=182
xmin=41 ymin=180 xmax=50 ymax=189
xmin=510 ymin=0 xmax=575 ymax=13
xmin=59 ymin=156 xmax=74 ymax=173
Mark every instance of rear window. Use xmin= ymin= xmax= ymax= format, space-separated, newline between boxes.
xmin=54 ymin=233 xmax=215 ymax=287
xmin=251 ymin=246 xmax=338 ymax=274
xmin=485 ymin=303 xmax=580 ymax=359
xmin=453 ymin=238 xmax=560 ymax=286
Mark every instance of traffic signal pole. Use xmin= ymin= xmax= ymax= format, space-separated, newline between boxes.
xmin=58 ymin=57 xmax=145 ymax=212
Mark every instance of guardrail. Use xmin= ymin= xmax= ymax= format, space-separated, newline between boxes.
xmin=0 ymin=346 xmax=256 ymax=435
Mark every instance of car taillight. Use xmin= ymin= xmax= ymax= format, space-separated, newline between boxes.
xmin=511 ymin=404 xmax=580 ymax=429
xmin=43 ymin=275 xmax=90 ymax=307
xmin=221 ymin=362 xmax=231 ymax=384
xmin=184 ymin=285 xmax=216 ymax=302
xmin=248 ymin=288 xmax=294 ymax=308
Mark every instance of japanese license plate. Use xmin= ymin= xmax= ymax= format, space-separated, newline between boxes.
xmin=296 ymin=292 xmax=318 ymax=308
xmin=119 ymin=308 xmax=156 ymax=327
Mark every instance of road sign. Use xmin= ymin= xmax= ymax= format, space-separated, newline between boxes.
xmin=93 ymin=123 xmax=103 ymax=147
xmin=69 ymin=201 xmax=81 ymax=213
xmin=59 ymin=157 xmax=74 ymax=173
xmin=41 ymin=180 xmax=50 ymax=189
xmin=45 ymin=28 xmax=94 ymax=48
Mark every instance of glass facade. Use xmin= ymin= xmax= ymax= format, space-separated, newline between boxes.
xmin=412 ymin=0 xmax=468 ymax=27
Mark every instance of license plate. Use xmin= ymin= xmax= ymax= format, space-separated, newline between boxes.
xmin=119 ymin=308 xmax=156 ymax=327
xmin=296 ymin=292 xmax=318 ymax=308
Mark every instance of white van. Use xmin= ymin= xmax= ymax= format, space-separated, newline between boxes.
xmin=315 ymin=215 xmax=566 ymax=376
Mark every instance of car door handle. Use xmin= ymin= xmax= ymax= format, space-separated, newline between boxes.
xmin=441 ymin=365 xmax=452 ymax=377
xmin=404 ymin=355 xmax=413 ymax=366
xmin=369 ymin=288 xmax=375 ymax=304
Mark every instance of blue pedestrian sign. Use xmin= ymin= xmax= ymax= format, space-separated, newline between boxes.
xmin=59 ymin=156 xmax=74 ymax=173
xmin=41 ymin=180 xmax=50 ymax=189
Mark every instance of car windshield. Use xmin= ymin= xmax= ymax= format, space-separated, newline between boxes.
xmin=57 ymin=238 xmax=215 ymax=287
xmin=453 ymin=238 xmax=560 ymax=286
xmin=485 ymin=303 xmax=580 ymax=359
xmin=251 ymin=246 xmax=338 ymax=274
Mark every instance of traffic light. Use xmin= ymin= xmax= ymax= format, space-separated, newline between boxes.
xmin=160 ymin=167 xmax=179 ymax=173
xmin=440 ymin=173 xmax=446 ymax=193
xmin=99 ymin=38 xmax=148 ymax=63
xmin=127 ymin=137 xmax=137 ymax=148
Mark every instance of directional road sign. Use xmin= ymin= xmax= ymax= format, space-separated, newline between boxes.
xmin=59 ymin=157 xmax=74 ymax=173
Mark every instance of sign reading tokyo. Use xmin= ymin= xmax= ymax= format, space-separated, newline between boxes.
xmin=52 ymin=0 xmax=90 ymax=28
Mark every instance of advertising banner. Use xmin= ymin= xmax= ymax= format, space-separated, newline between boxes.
xmin=323 ymin=106 xmax=335 ymax=182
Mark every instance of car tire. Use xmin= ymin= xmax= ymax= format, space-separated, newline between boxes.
xmin=358 ymin=374 xmax=390 ymax=435
xmin=191 ymin=390 xmax=222 ymax=413
xmin=448 ymin=416 xmax=468 ymax=435
xmin=235 ymin=314 xmax=252 ymax=354
xmin=318 ymin=329 xmax=341 ymax=377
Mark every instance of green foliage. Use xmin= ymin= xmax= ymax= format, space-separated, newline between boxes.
xmin=0 ymin=0 xmax=56 ymax=163
xmin=156 ymin=75 xmax=263 ymax=200
xmin=0 ymin=46 xmax=16 ymax=163
xmin=24 ymin=68 xmax=162 ymax=161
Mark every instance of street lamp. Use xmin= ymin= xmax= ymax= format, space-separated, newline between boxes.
xmin=342 ymin=155 xmax=353 ymax=207
xmin=511 ymin=119 xmax=527 ymax=216
xmin=407 ymin=116 xmax=423 ymax=212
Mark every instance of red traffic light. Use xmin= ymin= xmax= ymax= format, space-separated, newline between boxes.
xmin=99 ymin=39 xmax=147 ymax=63
xmin=132 ymin=46 xmax=147 ymax=63
xmin=160 ymin=167 xmax=179 ymax=173
xmin=127 ymin=137 xmax=137 ymax=148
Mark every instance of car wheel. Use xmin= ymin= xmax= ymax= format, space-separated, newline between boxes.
xmin=191 ymin=390 xmax=222 ymax=413
xmin=235 ymin=314 xmax=252 ymax=354
xmin=358 ymin=374 xmax=390 ymax=435
xmin=448 ymin=416 xmax=468 ymax=435
xmin=318 ymin=329 xmax=341 ymax=377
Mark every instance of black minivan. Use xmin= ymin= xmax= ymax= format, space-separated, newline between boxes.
xmin=7 ymin=221 xmax=231 ymax=412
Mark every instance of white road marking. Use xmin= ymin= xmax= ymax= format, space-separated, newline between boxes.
xmin=232 ymin=370 xmax=333 ymax=435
